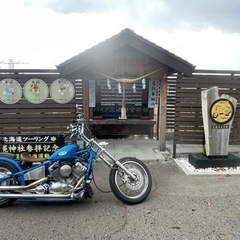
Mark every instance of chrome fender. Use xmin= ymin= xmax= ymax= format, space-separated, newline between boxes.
xmin=0 ymin=157 xmax=25 ymax=185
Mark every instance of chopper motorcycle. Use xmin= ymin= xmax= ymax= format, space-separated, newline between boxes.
xmin=0 ymin=110 xmax=152 ymax=207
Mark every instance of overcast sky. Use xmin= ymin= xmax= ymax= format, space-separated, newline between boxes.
xmin=0 ymin=0 xmax=240 ymax=70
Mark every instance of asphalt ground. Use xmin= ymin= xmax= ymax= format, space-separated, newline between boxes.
xmin=1 ymin=158 xmax=240 ymax=240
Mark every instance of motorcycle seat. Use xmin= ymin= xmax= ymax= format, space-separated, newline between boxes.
xmin=20 ymin=152 xmax=47 ymax=163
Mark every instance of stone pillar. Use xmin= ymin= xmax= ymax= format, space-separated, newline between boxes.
xmin=201 ymin=86 xmax=237 ymax=156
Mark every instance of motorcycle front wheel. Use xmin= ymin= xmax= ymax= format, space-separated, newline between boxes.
xmin=0 ymin=161 xmax=19 ymax=207
xmin=109 ymin=157 xmax=152 ymax=204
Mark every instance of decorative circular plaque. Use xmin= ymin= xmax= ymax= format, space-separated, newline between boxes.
xmin=210 ymin=98 xmax=234 ymax=124
xmin=50 ymin=78 xmax=74 ymax=104
xmin=0 ymin=79 xmax=22 ymax=104
xmin=23 ymin=78 xmax=49 ymax=104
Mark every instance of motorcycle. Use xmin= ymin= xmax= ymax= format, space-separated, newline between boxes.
xmin=0 ymin=110 xmax=152 ymax=207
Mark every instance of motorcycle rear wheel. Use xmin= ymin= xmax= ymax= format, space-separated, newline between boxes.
xmin=0 ymin=161 xmax=19 ymax=207
xmin=109 ymin=157 xmax=152 ymax=204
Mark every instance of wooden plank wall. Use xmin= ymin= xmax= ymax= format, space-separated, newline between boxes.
xmin=0 ymin=69 xmax=76 ymax=135
xmin=75 ymin=78 xmax=83 ymax=108
xmin=173 ymin=70 xmax=240 ymax=156
xmin=167 ymin=76 xmax=177 ymax=129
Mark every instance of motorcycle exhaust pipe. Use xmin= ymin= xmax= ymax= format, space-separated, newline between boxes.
xmin=0 ymin=193 xmax=71 ymax=198
xmin=0 ymin=177 xmax=48 ymax=191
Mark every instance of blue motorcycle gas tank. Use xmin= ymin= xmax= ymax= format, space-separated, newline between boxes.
xmin=49 ymin=144 xmax=79 ymax=160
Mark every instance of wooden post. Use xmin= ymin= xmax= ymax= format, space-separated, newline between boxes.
xmin=158 ymin=69 xmax=167 ymax=151
xmin=82 ymin=76 xmax=90 ymax=137
xmin=201 ymin=86 xmax=237 ymax=156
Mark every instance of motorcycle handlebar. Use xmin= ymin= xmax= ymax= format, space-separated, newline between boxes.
xmin=66 ymin=106 xmax=85 ymax=139
xmin=66 ymin=121 xmax=84 ymax=137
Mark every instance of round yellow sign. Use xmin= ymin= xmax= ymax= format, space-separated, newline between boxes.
xmin=210 ymin=99 xmax=234 ymax=124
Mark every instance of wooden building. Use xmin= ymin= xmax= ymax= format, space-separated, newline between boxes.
xmin=57 ymin=28 xmax=195 ymax=150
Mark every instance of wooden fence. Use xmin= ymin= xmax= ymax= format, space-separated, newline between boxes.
xmin=173 ymin=70 xmax=240 ymax=157
xmin=6 ymin=68 xmax=240 ymax=154
xmin=166 ymin=76 xmax=177 ymax=129
xmin=0 ymin=70 xmax=174 ymax=138
xmin=0 ymin=69 xmax=76 ymax=136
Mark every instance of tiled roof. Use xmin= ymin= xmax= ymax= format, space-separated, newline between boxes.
xmin=58 ymin=28 xmax=195 ymax=76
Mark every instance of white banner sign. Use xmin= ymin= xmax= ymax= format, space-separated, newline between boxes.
xmin=148 ymin=79 xmax=160 ymax=108
xmin=89 ymin=80 xmax=96 ymax=107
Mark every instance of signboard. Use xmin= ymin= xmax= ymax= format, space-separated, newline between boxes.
xmin=23 ymin=78 xmax=49 ymax=104
xmin=148 ymin=79 xmax=160 ymax=108
xmin=0 ymin=78 xmax=74 ymax=104
xmin=1 ymin=135 xmax=64 ymax=159
xmin=0 ymin=79 xmax=22 ymax=104
xmin=50 ymin=78 xmax=74 ymax=104
xmin=92 ymin=79 xmax=149 ymax=118
xmin=89 ymin=80 xmax=96 ymax=107
xmin=93 ymin=106 xmax=149 ymax=118
xmin=210 ymin=98 xmax=234 ymax=125
xmin=112 ymin=50 xmax=150 ymax=66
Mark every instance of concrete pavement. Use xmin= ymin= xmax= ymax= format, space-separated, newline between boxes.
xmin=2 ymin=160 xmax=240 ymax=240
xmin=103 ymin=138 xmax=240 ymax=161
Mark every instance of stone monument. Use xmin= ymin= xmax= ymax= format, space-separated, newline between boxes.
xmin=189 ymin=86 xmax=240 ymax=168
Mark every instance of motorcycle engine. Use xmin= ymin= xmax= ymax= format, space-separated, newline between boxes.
xmin=36 ymin=160 xmax=87 ymax=194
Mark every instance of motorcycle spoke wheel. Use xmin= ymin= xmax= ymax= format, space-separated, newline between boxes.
xmin=0 ymin=161 xmax=19 ymax=207
xmin=109 ymin=157 xmax=152 ymax=204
